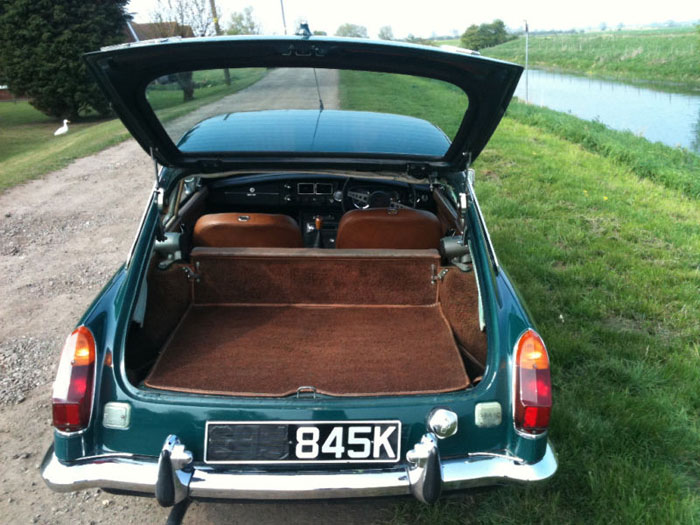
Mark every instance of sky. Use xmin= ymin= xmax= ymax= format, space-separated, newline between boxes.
xmin=126 ymin=0 xmax=699 ymax=38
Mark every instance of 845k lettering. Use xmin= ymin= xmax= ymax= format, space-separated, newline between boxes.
xmin=205 ymin=421 xmax=401 ymax=464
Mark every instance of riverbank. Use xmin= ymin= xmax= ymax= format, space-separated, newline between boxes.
xmin=483 ymin=27 xmax=700 ymax=89
xmin=506 ymin=99 xmax=700 ymax=197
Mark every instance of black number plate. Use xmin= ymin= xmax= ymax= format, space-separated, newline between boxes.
xmin=205 ymin=420 xmax=401 ymax=464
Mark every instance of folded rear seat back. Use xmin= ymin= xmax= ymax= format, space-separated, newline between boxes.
xmin=189 ymin=247 xmax=441 ymax=306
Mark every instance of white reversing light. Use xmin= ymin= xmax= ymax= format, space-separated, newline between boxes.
xmin=428 ymin=409 xmax=458 ymax=439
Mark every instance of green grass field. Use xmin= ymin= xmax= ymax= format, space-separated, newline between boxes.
xmin=483 ymin=27 xmax=700 ymax=87
xmin=435 ymin=38 xmax=460 ymax=47
xmin=505 ymin=100 xmax=700 ymax=199
xmin=339 ymin=71 xmax=467 ymax=138
xmin=340 ymin=70 xmax=700 ymax=524
xmin=0 ymin=68 xmax=265 ymax=192
xmin=0 ymin=103 xmax=130 ymax=192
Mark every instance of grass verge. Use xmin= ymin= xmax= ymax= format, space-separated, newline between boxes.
xmin=339 ymin=70 xmax=467 ymax=138
xmin=506 ymin=99 xmax=700 ymax=200
xmin=483 ymin=27 xmax=700 ymax=88
xmin=146 ymin=68 xmax=266 ymax=121
xmin=0 ymin=107 xmax=130 ymax=192
xmin=0 ymin=68 xmax=266 ymax=192
xmin=340 ymin=70 xmax=700 ymax=523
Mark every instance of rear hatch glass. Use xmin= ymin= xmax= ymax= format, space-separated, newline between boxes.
xmin=146 ymin=67 xmax=469 ymax=157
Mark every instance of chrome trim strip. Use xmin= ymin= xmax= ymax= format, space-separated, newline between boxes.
xmin=41 ymin=443 xmax=557 ymax=500
xmin=467 ymin=451 xmax=525 ymax=464
xmin=466 ymin=176 xmax=500 ymax=271
xmin=469 ymin=239 xmax=486 ymax=331
xmin=442 ymin=443 xmax=558 ymax=488
xmin=41 ymin=447 xmax=159 ymax=495
xmin=126 ymin=184 xmax=158 ymax=268
xmin=189 ymin=468 xmax=409 ymax=500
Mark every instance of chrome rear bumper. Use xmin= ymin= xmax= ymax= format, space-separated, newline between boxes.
xmin=41 ymin=441 xmax=557 ymax=502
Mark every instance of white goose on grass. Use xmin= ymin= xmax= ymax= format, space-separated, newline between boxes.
xmin=54 ymin=119 xmax=70 ymax=136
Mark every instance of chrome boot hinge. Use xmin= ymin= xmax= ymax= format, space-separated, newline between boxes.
xmin=431 ymin=264 xmax=449 ymax=285
xmin=182 ymin=261 xmax=201 ymax=282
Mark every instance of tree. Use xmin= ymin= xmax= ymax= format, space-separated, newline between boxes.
xmin=404 ymin=34 xmax=434 ymax=46
xmin=335 ymin=23 xmax=369 ymax=38
xmin=152 ymin=0 xmax=213 ymax=38
xmin=460 ymin=19 xmax=514 ymax=50
xmin=485 ymin=19 xmax=510 ymax=45
xmin=460 ymin=24 xmax=480 ymax=49
xmin=226 ymin=6 xmax=259 ymax=35
xmin=151 ymin=0 xmax=214 ymax=101
xmin=208 ymin=0 xmax=230 ymax=85
xmin=378 ymin=25 xmax=393 ymax=40
xmin=0 ymin=0 xmax=129 ymax=119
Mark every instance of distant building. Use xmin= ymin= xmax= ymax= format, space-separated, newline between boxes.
xmin=0 ymin=85 xmax=13 ymax=101
xmin=123 ymin=22 xmax=197 ymax=87
xmin=124 ymin=21 xmax=195 ymax=42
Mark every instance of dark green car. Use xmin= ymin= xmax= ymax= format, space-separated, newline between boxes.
xmin=40 ymin=36 xmax=556 ymax=520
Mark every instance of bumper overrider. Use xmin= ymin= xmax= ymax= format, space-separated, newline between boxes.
xmin=41 ymin=432 xmax=557 ymax=505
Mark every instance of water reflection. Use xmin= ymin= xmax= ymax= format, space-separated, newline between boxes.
xmin=514 ymin=69 xmax=700 ymax=154
xmin=692 ymin=107 xmax=700 ymax=153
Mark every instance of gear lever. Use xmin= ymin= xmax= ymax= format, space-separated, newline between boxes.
xmin=313 ymin=216 xmax=323 ymax=248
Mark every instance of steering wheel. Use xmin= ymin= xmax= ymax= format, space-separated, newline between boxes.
xmin=339 ymin=178 xmax=413 ymax=213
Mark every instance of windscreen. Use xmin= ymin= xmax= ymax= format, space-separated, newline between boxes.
xmin=146 ymin=68 xmax=469 ymax=158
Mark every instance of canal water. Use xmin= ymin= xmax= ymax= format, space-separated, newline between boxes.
xmin=512 ymin=69 xmax=700 ymax=154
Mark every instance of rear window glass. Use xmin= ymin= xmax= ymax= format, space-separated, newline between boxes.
xmin=146 ymin=68 xmax=468 ymax=158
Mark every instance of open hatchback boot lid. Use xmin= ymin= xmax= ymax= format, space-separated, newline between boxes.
xmin=84 ymin=36 xmax=522 ymax=176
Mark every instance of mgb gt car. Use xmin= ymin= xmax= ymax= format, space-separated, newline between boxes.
xmin=41 ymin=36 xmax=556 ymax=521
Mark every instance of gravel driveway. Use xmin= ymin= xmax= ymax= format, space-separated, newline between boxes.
xmin=0 ymin=69 xmax=391 ymax=524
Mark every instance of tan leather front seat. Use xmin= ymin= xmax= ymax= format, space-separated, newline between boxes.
xmin=193 ymin=213 xmax=303 ymax=248
xmin=335 ymin=208 xmax=442 ymax=249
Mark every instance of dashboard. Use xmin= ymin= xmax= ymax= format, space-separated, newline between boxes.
xmin=205 ymin=174 xmax=435 ymax=248
xmin=207 ymin=175 xmax=432 ymax=210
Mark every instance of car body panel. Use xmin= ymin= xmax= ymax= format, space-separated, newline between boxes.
xmin=177 ymin=110 xmax=451 ymax=157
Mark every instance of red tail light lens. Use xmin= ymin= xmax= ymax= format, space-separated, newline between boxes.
xmin=514 ymin=329 xmax=552 ymax=434
xmin=52 ymin=326 xmax=96 ymax=432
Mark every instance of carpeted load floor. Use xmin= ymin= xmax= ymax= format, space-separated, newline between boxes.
xmin=145 ymin=304 xmax=469 ymax=397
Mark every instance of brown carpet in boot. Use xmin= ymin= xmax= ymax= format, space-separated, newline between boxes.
xmin=144 ymin=304 xmax=469 ymax=397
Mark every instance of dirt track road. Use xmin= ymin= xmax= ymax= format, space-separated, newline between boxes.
xmin=0 ymin=69 xmax=390 ymax=524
